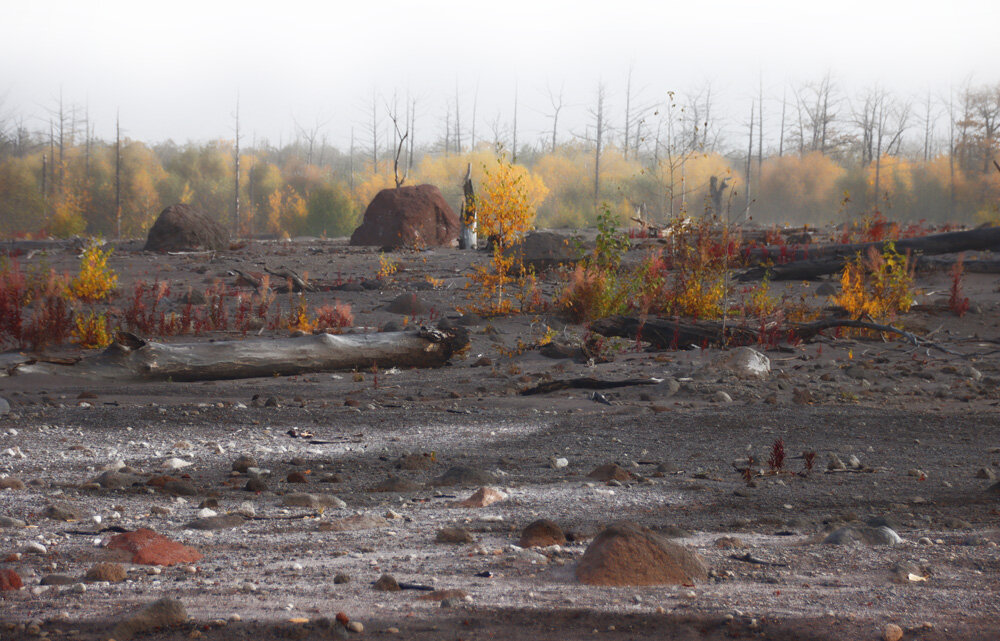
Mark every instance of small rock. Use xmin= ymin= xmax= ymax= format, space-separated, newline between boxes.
xmin=436 ymin=527 xmax=475 ymax=544
xmin=111 ymin=597 xmax=188 ymax=641
xmin=373 ymin=574 xmax=400 ymax=591
xmin=346 ymin=621 xmax=363 ymax=633
xmin=458 ymin=487 xmax=507 ymax=508
xmin=847 ymin=455 xmax=862 ymax=469
xmin=23 ymin=541 xmax=47 ymax=555
xmin=370 ymin=476 xmax=422 ymax=493
xmin=163 ymin=480 xmax=199 ymax=496
xmin=549 ymin=457 xmax=569 ymax=469
xmin=823 ymin=526 xmax=902 ymax=546
xmin=236 ymin=501 xmax=256 ymax=518
xmin=162 ymin=457 xmax=193 ymax=471
xmin=975 ymin=467 xmax=996 ymax=481
xmin=519 ymin=519 xmax=566 ymax=548
xmin=282 ymin=493 xmax=346 ymax=509
xmin=882 ymin=623 xmax=904 ymax=641
xmin=40 ymin=574 xmax=76 ymax=586
xmin=0 ymin=515 xmax=27 ymax=528
xmin=232 ymin=455 xmax=258 ymax=473
xmin=713 ymin=391 xmax=733 ymax=403
xmin=827 ymin=454 xmax=847 ymax=472
xmin=0 ymin=477 xmax=25 ymax=490
xmin=286 ymin=471 xmax=309 ymax=484
xmin=318 ymin=514 xmax=389 ymax=532
xmin=333 ymin=573 xmax=351 ymax=584
xmin=85 ymin=562 xmax=127 ymax=583
xmin=0 ymin=568 xmax=23 ymax=591
xmin=434 ymin=466 xmax=495 ymax=487
xmin=587 ymin=463 xmax=632 ymax=482
xmin=907 ymin=469 xmax=926 ymax=478
xmin=245 ymin=477 xmax=269 ymax=492
xmin=41 ymin=502 xmax=86 ymax=522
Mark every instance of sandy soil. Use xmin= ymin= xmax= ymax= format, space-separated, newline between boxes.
xmin=1 ymin=237 xmax=999 ymax=640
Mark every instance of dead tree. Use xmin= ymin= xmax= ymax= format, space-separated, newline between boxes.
xmin=708 ymin=176 xmax=729 ymax=216
xmin=12 ymin=327 xmax=470 ymax=382
xmin=459 ymin=163 xmax=477 ymax=250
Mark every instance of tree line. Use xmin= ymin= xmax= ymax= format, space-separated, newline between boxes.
xmin=0 ymin=77 xmax=998 ymax=239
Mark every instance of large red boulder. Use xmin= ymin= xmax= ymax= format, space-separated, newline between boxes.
xmin=145 ymin=204 xmax=230 ymax=252
xmin=350 ymin=185 xmax=459 ymax=249
xmin=576 ymin=521 xmax=707 ymax=586
xmin=106 ymin=528 xmax=203 ymax=566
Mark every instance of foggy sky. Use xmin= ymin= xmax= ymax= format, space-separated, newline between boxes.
xmin=2 ymin=0 xmax=997 ymax=151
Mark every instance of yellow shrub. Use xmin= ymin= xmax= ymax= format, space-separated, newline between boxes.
xmin=72 ymin=312 xmax=112 ymax=349
xmin=834 ymin=242 xmax=914 ymax=323
xmin=70 ymin=245 xmax=118 ymax=302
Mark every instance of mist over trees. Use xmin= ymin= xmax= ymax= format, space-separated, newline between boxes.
xmin=0 ymin=75 xmax=998 ymax=239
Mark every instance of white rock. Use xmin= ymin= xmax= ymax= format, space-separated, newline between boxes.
xmin=236 ymin=502 xmax=256 ymax=518
xmin=162 ymin=457 xmax=193 ymax=471
xmin=24 ymin=542 xmax=47 ymax=555
xmin=196 ymin=508 xmax=217 ymax=518
xmin=713 ymin=347 xmax=771 ymax=379
xmin=550 ymin=457 xmax=569 ymax=469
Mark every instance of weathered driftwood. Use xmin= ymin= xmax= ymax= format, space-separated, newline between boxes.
xmin=590 ymin=315 xmax=947 ymax=351
xmin=13 ymin=327 xmax=469 ymax=381
xmin=265 ymin=266 xmax=316 ymax=292
xmin=739 ymin=226 xmax=1000 ymax=281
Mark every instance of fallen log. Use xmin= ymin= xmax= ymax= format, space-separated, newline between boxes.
xmin=590 ymin=314 xmax=957 ymax=354
xmin=520 ymin=377 xmax=660 ymax=395
xmin=12 ymin=326 xmax=469 ymax=381
xmin=739 ymin=226 xmax=1000 ymax=280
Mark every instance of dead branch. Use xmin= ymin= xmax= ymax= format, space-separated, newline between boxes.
xmin=520 ymin=377 xmax=660 ymax=395
xmin=265 ymin=266 xmax=315 ymax=292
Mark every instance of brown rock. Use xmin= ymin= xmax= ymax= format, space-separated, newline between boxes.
xmin=575 ymin=521 xmax=708 ymax=586
xmin=0 ymin=568 xmax=22 ymax=591
xmin=287 ymin=471 xmax=309 ymax=484
xmin=396 ymin=453 xmax=434 ymax=471
xmin=713 ymin=536 xmax=746 ymax=549
xmin=373 ymin=574 xmax=401 ymax=591
xmin=436 ymin=527 xmax=475 ymax=544
xmin=106 ymin=528 xmax=203 ymax=566
xmin=0 ymin=477 xmax=25 ymax=490
xmin=458 ymin=487 xmax=506 ymax=508
xmin=587 ymin=463 xmax=632 ymax=482
xmin=519 ymin=519 xmax=567 ymax=548
xmin=370 ymin=476 xmax=422 ymax=493
xmin=317 ymin=514 xmax=389 ymax=532
xmin=111 ymin=597 xmax=188 ymax=641
xmin=386 ymin=293 xmax=428 ymax=316
xmin=85 ymin=562 xmax=127 ymax=583
xmin=144 ymin=204 xmax=229 ymax=252
xmin=350 ymin=184 xmax=460 ymax=249
xmin=882 ymin=623 xmax=904 ymax=641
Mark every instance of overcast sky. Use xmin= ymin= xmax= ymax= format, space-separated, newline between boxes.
xmin=2 ymin=0 xmax=997 ymax=151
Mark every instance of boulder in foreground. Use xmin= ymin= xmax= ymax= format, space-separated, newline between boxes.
xmin=144 ymin=203 xmax=229 ymax=252
xmin=576 ymin=521 xmax=708 ymax=586
xmin=350 ymin=185 xmax=459 ymax=249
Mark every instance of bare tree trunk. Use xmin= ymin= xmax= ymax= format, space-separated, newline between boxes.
xmin=624 ymin=66 xmax=633 ymax=160
xmin=115 ymin=112 xmax=122 ymax=240
xmin=470 ymin=81 xmax=478 ymax=150
xmin=233 ymin=93 xmax=241 ymax=238
xmin=460 ymin=163 xmax=477 ymax=250
xmin=778 ymin=86 xmax=786 ymax=157
xmin=744 ymin=101 xmax=754 ymax=219
xmin=454 ymin=82 xmax=462 ymax=153
xmin=512 ymin=82 xmax=518 ymax=163
xmin=593 ymin=82 xmax=605 ymax=212
xmin=370 ymin=90 xmax=379 ymax=169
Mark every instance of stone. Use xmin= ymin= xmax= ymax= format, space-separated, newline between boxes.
xmin=519 ymin=519 xmax=566 ymax=548
xmin=550 ymin=457 xmax=569 ymax=469
xmin=144 ymin=204 xmax=229 ymax=252
xmin=417 ymin=589 xmax=469 ymax=602
xmin=975 ymin=467 xmax=996 ymax=481
xmin=713 ymin=391 xmax=733 ymax=403
xmin=458 ymin=487 xmax=507 ymax=507
xmin=106 ymin=528 xmax=203 ymax=566
xmin=89 ymin=470 xmax=143 ymax=490
xmin=163 ymin=480 xmax=199 ymax=496
xmin=282 ymin=493 xmax=347 ymax=509
xmin=286 ymin=471 xmax=309 ymax=484
xmin=827 ymin=454 xmax=847 ymax=471
xmin=434 ymin=466 xmax=495 ymax=487
xmin=185 ymin=514 xmax=246 ymax=530
xmin=823 ymin=526 xmax=902 ymax=546
xmin=40 ymin=574 xmax=76 ymax=586
xmin=0 ymin=396 xmax=9 ymax=415
xmin=0 ymin=477 xmax=25 ymax=490
xmin=436 ymin=527 xmax=475 ymax=544
xmin=386 ymin=293 xmax=428 ymax=316
xmin=350 ymin=184 xmax=460 ymax=249
xmin=346 ymin=621 xmax=364 ymax=633
xmin=318 ymin=514 xmax=389 ymax=532
xmin=23 ymin=541 xmax=47 ymax=554
xmin=370 ymin=476 xmax=422 ymax=493
xmin=373 ymin=574 xmax=401 ymax=591
xmin=0 ymin=568 xmax=22 ymax=591
xmin=882 ymin=623 xmax=904 ymax=641
xmin=333 ymin=573 xmax=351 ymax=584
xmin=587 ymin=463 xmax=632 ymax=482
xmin=111 ymin=597 xmax=188 ymax=641
xmin=232 ymin=455 xmax=258 ymax=473
xmin=245 ymin=477 xmax=269 ymax=492
xmin=396 ymin=453 xmax=434 ymax=471
xmin=713 ymin=347 xmax=770 ymax=379
xmin=575 ymin=521 xmax=708 ymax=586
xmin=0 ymin=515 xmax=26 ymax=528
xmin=41 ymin=502 xmax=86 ymax=521
xmin=85 ymin=562 xmax=127 ymax=583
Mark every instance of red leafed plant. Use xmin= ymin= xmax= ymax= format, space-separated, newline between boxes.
xmin=767 ymin=438 xmax=785 ymax=472
xmin=948 ymin=255 xmax=970 ymax=317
